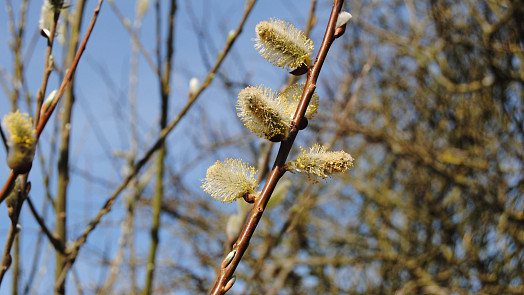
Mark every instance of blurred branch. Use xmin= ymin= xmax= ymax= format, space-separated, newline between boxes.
xmin=56 ymin=0 xmax=258 ymax=285
xmin=143 ymin=0 xmax=177 ymax=293
xmin=54 ymin=1 xmax=87 ymax=292
xmin=25 ymin=196 xmax=65 ymax=253
xmin=107 ymin=1 xmax=159 ymax=75
xmin=0 ymin=0 xmax=105 ymax=204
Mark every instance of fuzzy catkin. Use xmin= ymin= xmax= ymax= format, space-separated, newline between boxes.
xmin=280 ymin=83 xmax=319 ymax=119
xmin=287 ymin=145 xmax=353 ymax=178
xmin=237 ymin=85 xmax=291 ymax=140
xmin=201 ymin=158 xmax=258 ymax=203
xmin=254 ymin=18 xmax=313 ymax=70
xmin=2 ymin=110 xmax=36 ymax=172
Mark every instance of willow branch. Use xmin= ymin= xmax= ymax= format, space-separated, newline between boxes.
xmin=209 ymin=1 xmax=344 ymax=294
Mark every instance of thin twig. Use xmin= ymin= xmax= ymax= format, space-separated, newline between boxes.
xmin=25 ymin=196 xmax=65 ymax=253
xmin=107 ymin=1 xmax=159 ymax=75
xmin=0 ymin=177 xmax=27 ymax=285
xmin=22 ymin=192 xmax=51 ymax=294
xmin=0 ymin=0 xmax=104 ymax=205
xmin=0 ymin=0 xmax=103 ymax=289
xmin=0 ymin=125 xmax=8 ymax=152
xmin=143 ymin=0 xmax=176 ymax=293
xmin=54 ymin=1 xmax=87 ymax=292
xmin=54 ymin=0 xmax=258 ymax=286
xmin=209 ymin=1 xmax=344 ymax=293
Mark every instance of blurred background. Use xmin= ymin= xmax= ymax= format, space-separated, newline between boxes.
xmin=0 ymin=0 xmax=523 ymax=294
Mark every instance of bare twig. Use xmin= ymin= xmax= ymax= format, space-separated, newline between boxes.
xmin=22 ymin=193 xmax=51 ymax=294
xmin=54 ymin=1 xmax=87 ymax=293
xmin=0 ymin=0 xmax=104 ymax=205
xmin=209 ymin=1 xmax=345 ymax=294
xmin=0 ymin=0 xmax=103 ymax=290
xmin=0 ymin=125 xmax=8 ymax=152
xmin=107 ymin=1 xmax=159 ymax=75
xmin=25 ymin=196 xmax=65 ymax=253
xmin=54 ymin=0 xmax=258 ymax=286
xmin=143 ymin=0 xmax=177 ymax=293
xmin=0 ymin=177 xmax=27 ymax=285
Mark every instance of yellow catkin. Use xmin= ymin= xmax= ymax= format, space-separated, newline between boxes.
xmin=287 ymin=144 xmax=353 ymax=178
xmin=201 ymin=158 xmax=258 ymax=203
xmin=280 ymin=83 xmax=319 ymax=119
xmin=2 ymin=110 xmax=36 ymax=172
xmin=254 ymin=18 xmax=314 ymax=70
xmin=237 ymin=85 xmax=291 ymax=140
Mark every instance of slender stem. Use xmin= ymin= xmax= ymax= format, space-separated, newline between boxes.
xmin=54 ymin=2 xmax=86 ymax=293
xmin=26 ymin=197 xmax=65 ymax=253
xmin=0 ymin=177 xmax=27 ymax=285
xmin=143 ymin=1 xmax=176 ymax=294
xmin=12 ymin=228 xmax=19 ymax=295
xmin=0 ymin=0 xmax=104 ymax=205
xmin=209 ymin=1 xmax=344 ymax=293
xmin=0 ymin=125 xmax=8 ymax=152
xmin=57 ymin=0 xmax=258 ymax=281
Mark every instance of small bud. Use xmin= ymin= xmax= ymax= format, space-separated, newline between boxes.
xmin=287 ymin=144 xmax=353 ymax=178
xmin=4 ymin=175 xmax=23 ymax=207
xmin=4 ymin=176 xmax=24 ymax=218
xmin=39 ymin=0 xmax=54 ymax=39
xmin=136 ymin=0 xmax=149 ymax=19
xmin=224 ymin=275 xmax=236 ymax=292
xmin=336 ymin=11 xmax=352 ymax=29
xmin=254 ymin=18 xmax=314 ymax=70
xmin=237 ymin=86 xmax=291 ymax=140
xmin=188 ymin=77 xmax=199 ymax=97
xmin=289 ymin=63 xmax=309 ymax=76
xmin=202 ymin=159 xmax=258 ymax=203
xmin=335 ymin=11 xmax=352 ymax=38
xmin=297 ymin=118 xmax=308 ymax=130
xmin=227 ymin=30 xmax=236 ymax=42
xmin=221 ymin=250 xmax=237 ymax=268
xmin=4 ymin=254 xmax=12 ymax=269
xmin=2 ymin=110 xmax=36 ymax=173
xmin=280 ymin=83 xmax=319 ymax=120
xmin=242 ymin=193 xmax=256 ymax=203
xmin=49 ymin=55 xmax=55 ymax=68
xmin=41 ymin=89 xmax=58 ymax=115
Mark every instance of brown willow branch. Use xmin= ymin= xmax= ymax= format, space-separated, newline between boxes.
xmin=209 ymin=1 xmax=344 ymax=294
xmin=0 ymin=0 xmax=104 ymax=206
xmin=228 ymin=0 xmax=319 ymax=259
xmin=241 ymin=183 xmax=315 ymax=294
xmin=54 ymin=0 xmax=258 ymax=285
